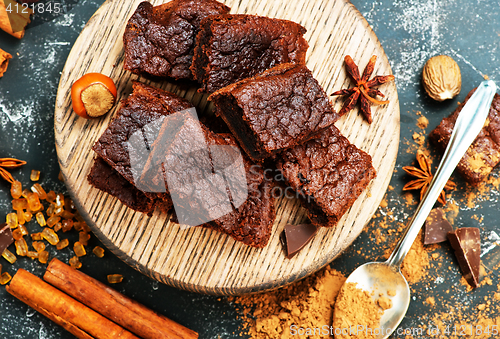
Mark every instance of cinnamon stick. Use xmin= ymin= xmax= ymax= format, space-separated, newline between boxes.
xmin=0 ymin=0 xmax=33 ymax=39
xmin=0 ymin=47 xmax=11 ymax=77
xmin=44 ymin=259 xmax=198 ymax=339
xmin=6 ymin=269 xmax=140 ymax=339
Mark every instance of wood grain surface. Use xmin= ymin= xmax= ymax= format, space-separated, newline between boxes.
xmin=54 ymin=0 xmax=400 ymax=295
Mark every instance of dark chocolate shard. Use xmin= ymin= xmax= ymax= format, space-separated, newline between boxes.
xmin=0 ymin=223 xmax=14 ymax=255
xmin=281 ymin=223 xmax=318 ymax=259
xmin=448 ymin=227 xmax=481 ymax=288
xmin=424 ymin=208 xmax=453 ymax=245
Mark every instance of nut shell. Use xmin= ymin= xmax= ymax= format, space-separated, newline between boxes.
xmin=422 ymin=55 xmax=461 ymax=101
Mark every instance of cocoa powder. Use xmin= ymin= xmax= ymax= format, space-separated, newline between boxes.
xmin=230 ymin=266 xmax=345 ymax=338
xmin=332 ymin=283 xmax=383 ymax=339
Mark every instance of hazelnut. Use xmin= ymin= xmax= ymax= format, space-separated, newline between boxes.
xmin=422 ymin=55 xmax=461 ymax=101
xmin=71 ymin=73 xmax=117 ymax=119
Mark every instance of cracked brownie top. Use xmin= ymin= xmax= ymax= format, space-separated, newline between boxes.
xmin=191 ymin=13 xmax=309 ymax=92
xmin=209 ymin=63 xmax=339 ymax=160
xmin=123 ymin=0 xmax=230 ymax=80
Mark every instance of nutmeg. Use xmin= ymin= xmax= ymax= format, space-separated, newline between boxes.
xmin=422 ymin=55 xmax=461 ymax=101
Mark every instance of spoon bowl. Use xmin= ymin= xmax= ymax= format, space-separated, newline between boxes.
xmin=334 ymin=80 xmax=497 ymax=339
xmin=344 ymin=262 xmax=409 ymax=338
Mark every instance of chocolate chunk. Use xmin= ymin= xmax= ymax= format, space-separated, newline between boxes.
xmin=424 ymin=208 xmax=453 ymax=245
xmin=281 ymin=223 xmax=318 ymax=258
xmin=0 ymin=223 xmax=14 ymax=255
xmin=448 ymin=227 xmax=481 ymax=288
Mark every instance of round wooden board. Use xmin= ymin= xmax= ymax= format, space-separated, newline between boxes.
xmin=54 ymin=0 xmax=400 ymax=295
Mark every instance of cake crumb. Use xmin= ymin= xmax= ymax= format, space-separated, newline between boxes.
xmin=417 ymin=115 xmax=429 ymax=129
xmin=426 ymin=297 xmax=436 ymax=306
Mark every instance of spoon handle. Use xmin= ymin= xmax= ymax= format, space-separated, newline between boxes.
xmin=387 ymin=80 xmax=497 ymax=268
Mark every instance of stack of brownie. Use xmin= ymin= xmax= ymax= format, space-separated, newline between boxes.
xmin=88 ymin=0 xmax=377 ymax=248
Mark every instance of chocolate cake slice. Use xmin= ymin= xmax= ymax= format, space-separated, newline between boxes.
xmin=275 ymin=125 xmax=376 ymax=228
xmin=123 ymin=0 xmax=230 ymax=80
xmin=140 ymin=112 xmax=276 ymax=247
xmin=191 ymin=14 xmax=309 ymax=92
xmin=209 ymin=63 xmax=339 ymax=161
xmin=429 ymin=89 xmax=500 ymax=185
xmin=92 ymin=81 xmax=193 ymax=208
xmin=206 ymin=133 xmax=275 ymax=248
xmin=88 ymin=156 xmax=171 ymax=216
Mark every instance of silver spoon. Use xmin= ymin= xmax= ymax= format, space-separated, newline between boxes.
xmin=334 ymin=80 xmax=497 ymax=339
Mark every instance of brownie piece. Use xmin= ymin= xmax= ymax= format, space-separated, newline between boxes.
xmin=123 ymin=0 xmax=230 ymax=80
xmin=275 ymin=125 xmax=377 ymax=228
xmin=209 ymin=63 xmax=339 ymax=161
xmin=191 ymin=14 xmax=309 ymax=92
xmin=209 ymin=177 xmax=275 ymax=248
xmin=142 ymin=113 xmax=276 ymax=247
xmin=137 ymin=109 xmax=197 ymax=198
xmin=207 ymin=133 xmax=275 ymax=248
xmin=88 ymin=157 xmax=171 ymax=216
xmin=429 ymin=89 xmax=500 ymax=185
xmin=92 ymin=82 xmax=193 ymax=205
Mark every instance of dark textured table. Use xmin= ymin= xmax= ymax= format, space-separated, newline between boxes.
xmin=1 ymin=0 xmax=499 ymax=338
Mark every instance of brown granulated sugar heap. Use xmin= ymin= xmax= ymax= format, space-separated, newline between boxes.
xmin=230 ymin=266 xmax=345 ymax=338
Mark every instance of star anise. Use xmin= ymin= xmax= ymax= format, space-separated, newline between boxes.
xmin=402 ymin=150 xmax=456 ymax=205
xmin=0 ymin=157 xmax=26 ymax=184
xmin=331 ymin=55 xmax=395 ymax=124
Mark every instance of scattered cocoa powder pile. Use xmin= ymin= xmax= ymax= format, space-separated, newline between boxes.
xmin=425 ymin=299 xmax=500 ymax=339
xmin=463 ymin=174 xmax=500 ymax=209
xmin=412 ymin=131 xmax=426 ymax=146
xmin=332 ymin=283 xmax=382 ymax=339
xmin=404 ymin=111 xmax=431 ymax=153
xmin=401 ymin=231 xmax=430 ymax=283
xmin=230 ymin=266 xmax=345 ymax=339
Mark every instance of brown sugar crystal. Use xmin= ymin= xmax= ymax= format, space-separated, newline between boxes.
xmin=0 ymin=48 xmax=12 ymax=77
